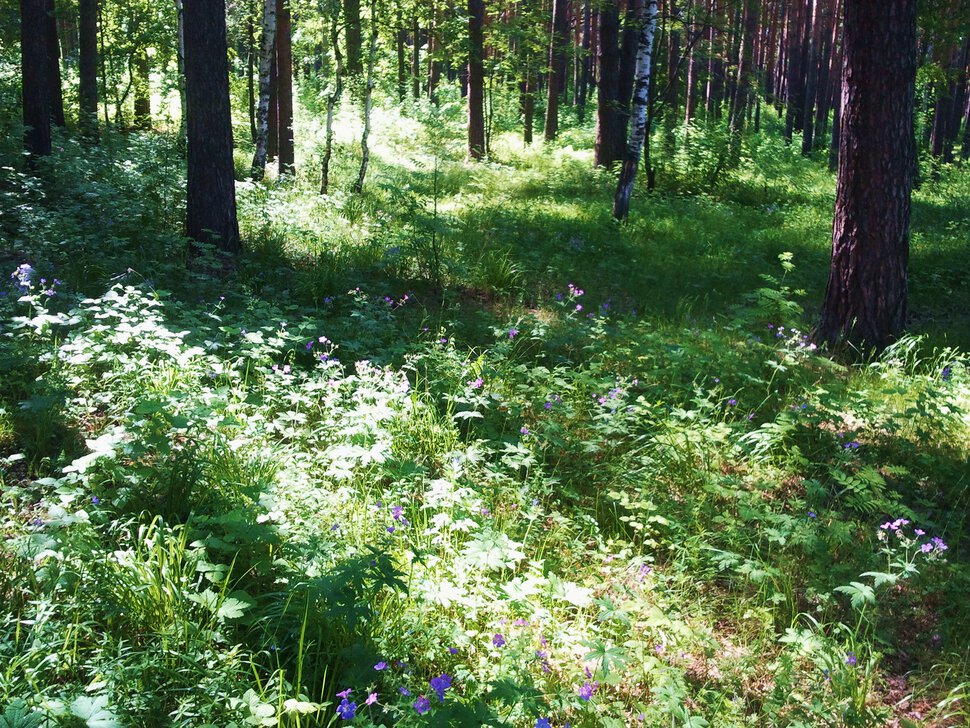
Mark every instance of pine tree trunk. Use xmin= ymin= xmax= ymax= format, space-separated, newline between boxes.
xmin=251 ymin=0 xmax=277 ymax=179
xmin=544 ymin=0 xmax=570 ymax=140
xmin=814 ymin=0 xmax=916 ymax=353
xmin=801 ymin=0 xmax=823 ymax=155
xmin=133 ymin=48 xmax=151 ymax=129
xmin=412 ymin=18 xmax=421 ymax=99
xmin=344 ymin=0 xmax=362 ymax=74
xmin=396 ymin=10 xmax=406 ymax=101
xmin=467 ymin=0 xmax=486 ymax=158
xmin=78 ymin=0 xmax=99 ymax=141
xmin=352 ymin=0 xmax=377 ymax=192
xmin=276 ymin=0 xmax=295 ymax=175
xmin=248 ymin=9 xmax=257 ymax=141
xmin=577 ymin=0 xmax=592 ymax=120
xmin=21 ymin=0 xmax=52 ymax=157
xmin=595 ymin=0 xmax=625 ymax=166
xmin=522 ymin=64 xmax=535 ymax=144
xmin=267 ymin=53 xmax=279 ymax=160
xmin=614 ymin=0 xmax=658 ymax=219
xmin=184 ymin=0 xmax=240 ymax=254
xmin=44 ymin=0 xmax=65 ymax=127
xmin=174 ymin=0 xmax=187 ymax=142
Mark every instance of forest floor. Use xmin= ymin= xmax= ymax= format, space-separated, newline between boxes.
xmin=1 ymin=96 xmax=969 ymax=727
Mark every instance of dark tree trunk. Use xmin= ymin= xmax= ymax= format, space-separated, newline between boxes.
xmin=729 ymin=0 xmax=758 ymax=135
xmin=268 ymin=52 xmax=279 ymax=161
xmin=344 ymin=0 xmax=362 ymax=74
xmin=665 ymin=0 xmax=681 ymax=118
xmin=828 ymin=71 xmax=841 ymax=170
xmin=577 ymin=0 xmax=592 ymax=120
xmin=133 ymin=48 xmax=151 ymax=129
xmin=352 ymin=0 xmax=377 ymax=192
xmin=522 ymin=63 xmax=535 ymax=144
xmin=814 ymin=0 xmax=916 ymax=353
xmin=801 ymin=0 xmax=823 ymax=155
xmin=44 ymin=0 xmax=65 ymax=127
xmin=396 ymin=11 xmax=407 ymax=102
xmin=467 ymin=0 xmax=486 ymax=158
xmin=248 ymin=9 xmax=257 ymax=141
xmin=183 ymin=0 xmax=240 ymax=254
xmin=78 ymin=0 xmax=99 ymax=141
xmin=276 ymin=0 xmax=294 ymax=175
xmin=595 ymin=0 xmax=625 ymax=166
xmin=544 ymin=0 xmax=570 ymax=140
xmin=412 ymin=18 xmax=421 ymax=99
xmin=784 ymin=0 xmax=808 ymax=141
xmin=21 ymin=0 xmax=52 ymax=157
xmin=321 ymin=6 xmax=343 ymax=195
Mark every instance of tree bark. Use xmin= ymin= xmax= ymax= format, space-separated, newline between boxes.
xmin=248 ymin=8 xmax=257 ymax=141
xmin=251 ymin=0 xmax=277 ymax=179
xmin=21 ymin=0 xmax=52 ymax=157
xmin=345 ymin=0 xmax=363 ymax=74
xmin=595 ymin=0 xmax=625 ymax=167
xmin=78 ymin=0 xmax=99 ymax=141
xmin=814 ymin=0 xmax=916 ymax=353
xmin=396 ymin=10 xmax=407 ymax=101
xmin=174 ymin=0 xmax=187 ymax=141
xmin=133 ymin=48 xmax=151 ymax=129
xmin=352 ymin=0 xmax=378 ymax=193
xmin=577 ymin=0 xmax=592 ymax=120
xmin=544 ymin=0 xmax=570 ymax=140
xmin=276 ymin=0 xmax=294 ymax=175
xmin=467 ymin=0 xmax=486 ymax=158
xmin=184 ymin=0 xmax=240 ymax=254
xmin=321 ymin=4 xmax=344 ymax=194
xmin=614 ymin=0 xmax=658 ymax=219
xmin=44 ymin=0 xmax=65 ymax=127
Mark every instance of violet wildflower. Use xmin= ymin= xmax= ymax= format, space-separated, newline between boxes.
xmin=469 ymin=377 xmax=484 ymax=389
xmin=492 ymin=633 xmax=506 ymax=647
xmin=91 ymin=495 xmax=100 ymax=505
xmin=337 ymin=699 xmax=357 ymax=720
xmin=931 ymin=537 xmax=948 ymax=552
xmin=845 ymin=652 xmax=857 ymax=666
xmin=808 ymin=511 xmax=817 ymax=519
xmin=509 ymin=328 xmax=520 ymax=339
xmin=365 ymin=692 xmax=378 ymax=706
xmin=337 ymin=689 xmax=353 ymax=699
xmin=413 ymin=696 xmax=431 ymax=714
xmin=921 ymin=543 xmax=934 ymax=553
xmin=727 ymin=398 xmax=738 ymax=406
xmin=578 ymin=681 xmax=597 ymax=700
xmin=430 ymin=673 xmax=452 ymax=701
xmin=399 ymin=687 xmax=410 ymax=696
xmin=448 ymin=647 xmax=458 ymax=655
xmin=536 ymin=719 xmax=551 ymax=728
xmin=374 ymin=661 xmax=388 ymax=671
xmin=520 ymin=426 xmax=529 ymax=435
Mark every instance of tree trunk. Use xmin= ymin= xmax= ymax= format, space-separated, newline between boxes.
xmin=267 ymin=52 xmax=279 ymax=160
xmin=467 ymin=0 xmax=486 ymax=158
xmin=174 ymin=0 xmax=187 ymax=142
xmin=78 ymin=0 xmax=99 ymax=141
xmin=814 ymin=0 xmax=916 ymax=353
xmin=184 ymin=0 xmax=240 ymax=254
xmin=251 ymin=0 xmax=277 ymax=179
xmin=321 ymin=5 xmax=343 ymax=195
xmin=21 ymin=0 xmax=52 ymax=157
xmin=614 ymin=0 xmax=658 ymax=219
xmin=248 ymin=9 xmax=257 ymax=141
xmin=577 ymin=0 xmax=592 ymax=120
xmin=412 ymin=18 xmax=421 ymax=99
xmin=276 ymin=0 xmax=294 ymax=175
xmin=44 ymin=0 xmax=65 ymax=127
xmin=344 ymin=0 xmax=362 ymax=74
xmin=544 ymin=0 xmax=570 ymax=140
xmin=729 ymin=0 xmax=758 ymax=135
xmin=352 ymin=0 xmax=378 ymax=193
xmin=595 ymin=0 xmax=625 ymax=166
xmin=396 ymin=10 xmax=406 ymax=102
xmin=133 ymin=48 xmax=151 ymax=129
xmin=801 ymin=0 xmax=823 ymax=155
xmin=522 ymin=64 xmax=535 ymax=144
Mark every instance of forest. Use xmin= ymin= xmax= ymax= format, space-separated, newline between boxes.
xmin=1 ymin=0 xmax=969 ymax=725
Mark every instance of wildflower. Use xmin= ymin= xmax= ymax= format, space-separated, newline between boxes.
xmin=337 ymin=698 xmax=357 ymax=720
xmin=337 ymin=689 xmax=353 ymax=699
xmin=578 ymin=681 xmax=597 ymax=700
xmin=843 ymin=441 xmax=860 ymax=449
xmin=469 ymin=377 xmax=484 ymax=389
xmin=544 ymin=401 xmax=553 ymax=410
xmin=808 ymin=511 xmax=817 ymax=519
xmin=845 ymin=652 xmax=858 ymax=666
xmin=915 ymin=528 xmax=925 ymax=536
xmin=536 ymin=719 xmax=551 ymax=728
xmin=282 ymin=364 xmax=291 ymax=375
xmin=374 ymin=661 xmax=388 ymax=671
xmin=413 ymin=696 xmax=431 ymax=714
xmin=931 ymin=537 xmax=948 ymax=552
xmin=448 ymin=647 xmax=458 ymax=655
xmin=576 ymin=304 xmax=583 ymax=312
xmin=513 ymin=618 xmax=529 ymax=627
xmin=430 ymin=673 xmax=452 ymax=701
xmin=509 ymin=327 xmax=520 ymax=339
xmin=306 ymin=340 xmax=314 ymax=350
xmin=520 ymin=426 xmax=529 ymax=435
xmin=91 ymin=495 xmax=100 ymax=505
xmin=365 ymin=692 xmax=378 ymax=706
xmin=727 ymin=398 xmax=738 ymax=406
xmin=391 ymin=505 xmax=408 ymax=525
xmin=492 ymin=633 xmax=506 ymax=648
xmin=399 ymin=687 xmax=410 ymax=696
xmin=921 ymin=543 xmax=933 ymax=553
xmin=942 ymin=366 xmax=952 ymax=382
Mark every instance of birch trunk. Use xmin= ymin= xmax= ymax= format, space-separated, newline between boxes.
xmin=320 ymin=3 xmax=344 ymax=194
xmin=613 ymin=0 xmax=658 ymax=219
xmin=352 ymin=0 xmax=377 ymax=193
xmin=251 ymin=0 xmax=277 ymax=180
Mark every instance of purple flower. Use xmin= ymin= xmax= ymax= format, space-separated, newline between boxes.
xmin=921 ymin=543 xmax=934 ymax=553
xmin=337 ymin=688 xmax=353 ymax=699
xmin=492 ymin=633 xmax=506 ymax=648
xmin=469 ymin=377 xmax=484 ymax=389
xmin=727 ymin=398 xmax=738 ymax=407
xmin=448 ymin=647 xmax=458 ymax=655
xmin=914 ymin=528 xmax=926 ymax=536
xmin=578 ymin=680 xmax=598 ymax=700
xmin=430 ymin=673 xmax=452 ymax=701
xmin=843 ymin=441 xmax=860 ymax=449
xmin=845 ymin=652 xmax=858 ymax=666
xmin=374 ymin=661 xmax=388 ymax=671
xmin=365 ymin=692 xmax=378 ymax=706
xmin=931 ymin=537 xmax=948 ymax=552
xmin=544 ymin=401 xmax=553 ymax=410
xmin=91 ymin=495 xmax=100 ymax=505
xmin=808 ymin=511 xmax=816 ymax=519
xmin=942 ymin=366 xmax=952 ymax=381
xmin=337 ymin=698 xmax=357 ymax=720
xmin=520 ymin=426 xmax=529 ymax=435
xmin=536 ymin=719 xmax=551 ymax=728
xmin=509 ymin=328 xmax=520 ymax=339
xmin=413 ymin=695 xmax=431 ymax=714
xmin=399 ymin=687 xmax=410 ymax=696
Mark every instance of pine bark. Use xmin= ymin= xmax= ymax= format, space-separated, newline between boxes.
xmin=344 ymin=0 xmax=363 ymax=74
xmin=78 ymin=0 xmax=99 ymax=140
xmin=614 ymin=0 xmax=658 ymax=219
xmin=595 ymin=0 xmax=625 ymax=167
xmin=133 ymin=48 xmax=151 ymax=129
xmin=184 ymin=0 xmax=240 ymax=254
xmin=251 ymin=0 xmax=277 ymax=179
xmin=467 ymin=0 xmax=486 ymax=158
xmin=544 ymin=0 xmax=571 ymax=140
xmin=814 ymin=0 xmax=917 ymax=353
xmin=21 ymin=0 xmax=52 ymax=157
xmin=276 ymin=0 xmax=294 ymax=175
xmin=44 ymin=0 xmax=65 ymax=127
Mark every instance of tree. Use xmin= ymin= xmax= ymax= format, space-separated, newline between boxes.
xmin=595 ymin=0 xmax=624 ymax=167
xmin=613 ymin=0 xmax=658 ymax=219
xmin=276 ymin=0 xmax=295 ymax=175
xmin=183 ymin=0 xmax=240 ymax=254
xmin=251 ymin=0 xmax=277 ymax=179
xmin=467 ymin=0 xmax=486 ymax=158
xmin=44 ymin=0 xmax=65 ymax=127
xmin=78 ymin=0 xmax=99 ymax=140
xmin=813 ymin=0 xmax=917 ymax=353
xmin=543 ymin=0 xmax=569 ymax=140
xmin=21 ymin=0 xmax=52 ymax=157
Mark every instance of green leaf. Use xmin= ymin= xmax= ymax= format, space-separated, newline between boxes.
xmin=834 ymin=581 xmax=876 ymax=610
xmin=0 ymin=700 xmax=42 ymax=728
xmin=70 ymin=695 xmax=122 ymax=728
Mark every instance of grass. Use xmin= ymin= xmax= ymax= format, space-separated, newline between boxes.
xmin=0 ymin=75 xmax=969 ymax=727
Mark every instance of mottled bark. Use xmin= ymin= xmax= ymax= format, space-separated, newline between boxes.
xmin=184 ymin=0 xmax=240 ymax=254
xmin=251 ymin=0 xmax=277 ymax=179
xmin=352 ymin=0 xmax=377 ymax=193
xmin=467 ymin=0 xmax=486 ymax=158
xmin=614 ymin=0 xmax=658 ymax=219
xmin=344 ymin=0 xmax=362 ymax=74
xmin=814 ymin=0 xmax=916 ymax=353
xmin=276 ymin=0 xmax=294 ymax=175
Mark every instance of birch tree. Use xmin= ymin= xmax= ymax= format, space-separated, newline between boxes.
xmin=251 ymin=0 xmax=277 ymax=180
xmin=613 ymin=0 xmax=658 ymax=219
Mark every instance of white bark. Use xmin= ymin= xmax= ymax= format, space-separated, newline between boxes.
xmin=250 ymin=0 xmax=277 ymax=179
xmin=613 ymin=0 xmax=658 ymax=219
